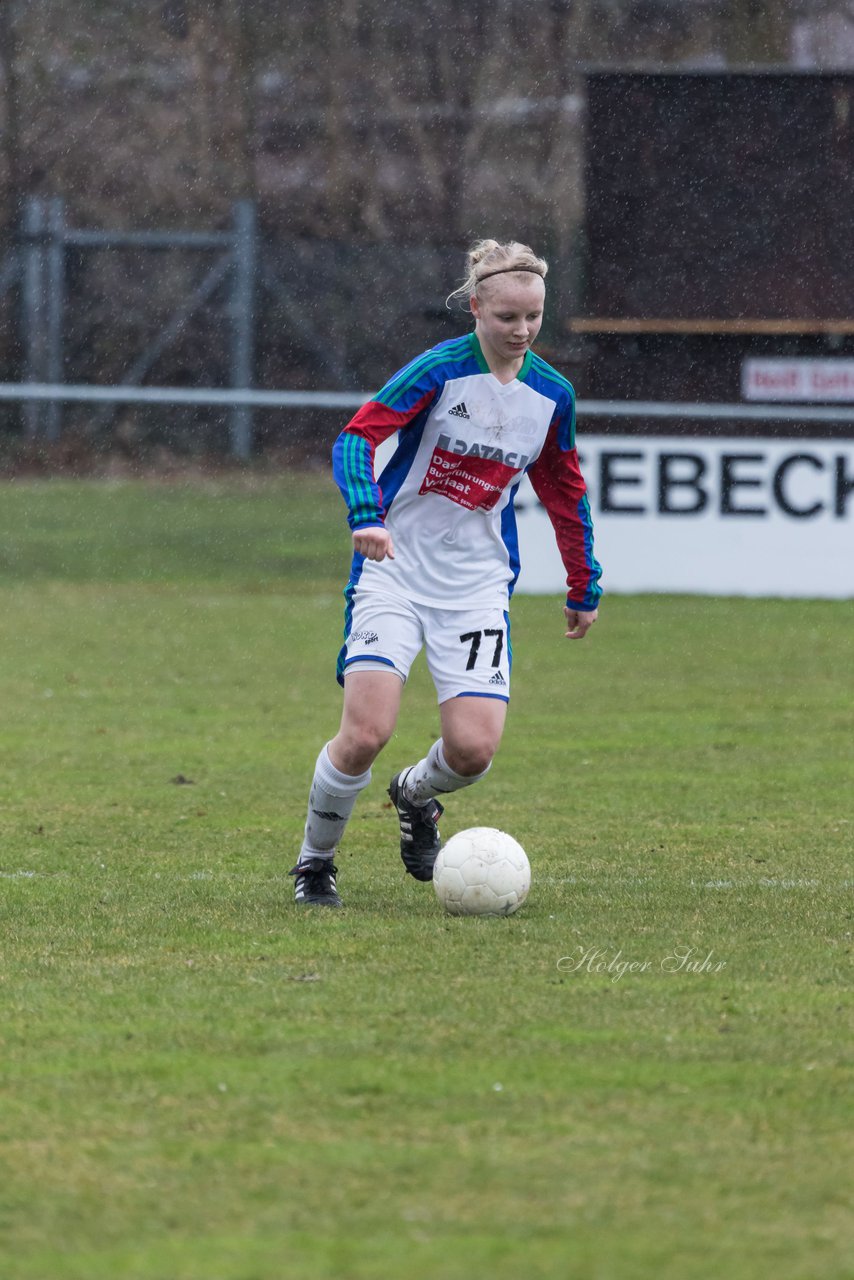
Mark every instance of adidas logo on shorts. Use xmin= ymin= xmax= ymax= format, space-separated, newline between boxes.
xmin=489 ymin=670 xmax=506 ymax=686
xmin=448 ymin=402 xmax=470 ymax=419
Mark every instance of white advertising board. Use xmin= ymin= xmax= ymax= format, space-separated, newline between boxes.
xmin=514 ymin=436 xmax=854 ymax=599
xmin=742 ymin=359 xmax=854 ymax=402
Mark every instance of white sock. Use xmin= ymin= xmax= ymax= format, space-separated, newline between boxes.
xmin=299 ymin=744 xmax=371 ymax=862
xmin=402 ymin=738 xmax=490 ymax=806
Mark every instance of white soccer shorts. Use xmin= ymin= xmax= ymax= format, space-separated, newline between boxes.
xmin=338 ymin=590 xmax=511 ymax=703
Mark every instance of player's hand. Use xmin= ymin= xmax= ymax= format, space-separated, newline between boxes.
xmin=353 ymin=527 xmax=395 ymax=562
xmin=564 ymin=606 xmax=598 ymax=639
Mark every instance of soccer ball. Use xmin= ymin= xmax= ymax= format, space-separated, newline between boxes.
xmin=432 ymin=827 xmax=531 ymax=916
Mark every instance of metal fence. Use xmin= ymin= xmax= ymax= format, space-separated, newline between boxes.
xmin=13 ymin=197 xmax=258 ymax=455
xmin=2 ymin=197 xmax=853 ymax=458
xmin=0 ymin=199 xmax=466 ymax=458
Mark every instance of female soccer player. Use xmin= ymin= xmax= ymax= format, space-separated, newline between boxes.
xmin=290 ymin=238 xmax=602 ymax=906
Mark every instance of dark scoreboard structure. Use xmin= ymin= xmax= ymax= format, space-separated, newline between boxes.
xmin=571 ymin=71 xmax=854 ymax=433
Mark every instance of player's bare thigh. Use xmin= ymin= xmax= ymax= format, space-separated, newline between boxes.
xmin=328 ymin=668 xmax=404 ymax=775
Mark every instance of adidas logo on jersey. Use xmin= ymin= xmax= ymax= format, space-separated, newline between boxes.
xmin=448 ymin=402 xmax=470 ymax=419
xmin=488 ymin=671 xmax=507 ymax=686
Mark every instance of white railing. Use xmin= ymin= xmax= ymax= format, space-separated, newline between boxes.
xmin=2 ymin=382 xmax=854 ymax=424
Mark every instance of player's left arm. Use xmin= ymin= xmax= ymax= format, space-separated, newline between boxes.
xmin=564 ymin=605 xmax=598 ymax=639
xmin=528 ymin=411 xmax=602 ymax=639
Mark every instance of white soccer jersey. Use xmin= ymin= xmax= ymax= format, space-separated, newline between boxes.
xmin=332 ymin=332 xmax=601 ymax=622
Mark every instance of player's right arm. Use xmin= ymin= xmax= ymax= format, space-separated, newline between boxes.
xmin=331 ymin=350 xmax=440 ymax=540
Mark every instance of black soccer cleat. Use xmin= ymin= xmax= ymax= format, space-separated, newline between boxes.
xmin=388 ymin=771 xmax=444 ymax=882
xmin=289 ymin=857 xmax=343 ymax=908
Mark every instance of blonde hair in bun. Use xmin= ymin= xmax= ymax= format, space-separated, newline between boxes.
xmin=446 ymin=238 xmax=548 ymax=310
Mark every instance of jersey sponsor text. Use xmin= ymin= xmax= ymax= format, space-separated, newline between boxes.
xmin=419 ymin=444 xmax=517 ymax=511
xmin=435 ymin=432 xmax=530 ymax=471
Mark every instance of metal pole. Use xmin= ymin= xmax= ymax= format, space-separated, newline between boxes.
xmin=45 ymin=197 xmax=66 ymax=441
xmin=229 ymin=200 xmax=256 ymax=459
xmin=22 ymin=197 xmax=47 ymax=437
xmin=63 ymin=229 xmax=232 ymax=249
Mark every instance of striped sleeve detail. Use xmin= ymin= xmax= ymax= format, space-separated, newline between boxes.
xmin=376 ymin=337 xmax=473 ymax=410
xmin=529 ymin=353 xmax=576 ymax=397
xmin=529 ymin=355 xmax=577 ymax=449
xmin=332 ymin=429 xmax=380 ymax=530
xmin=528 ymin=426 xmax=603 ymax=610
xmin=332 ymin=337 xmax=476 ymax=531
xmin=332 ymin=389 xmax=436 ymax=530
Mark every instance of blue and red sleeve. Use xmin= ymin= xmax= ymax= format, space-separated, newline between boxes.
xmin=332 ymin=359 xmax=438 ymax=531
xmin=528 ymin=415 xmax=603 ymax=611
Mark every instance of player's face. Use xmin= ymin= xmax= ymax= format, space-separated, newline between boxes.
xmin=470 ymin=276 xmax=545 ymax=370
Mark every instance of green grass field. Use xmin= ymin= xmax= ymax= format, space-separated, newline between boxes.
xmin=0 ymin=476 xmax=852 ymax=1280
